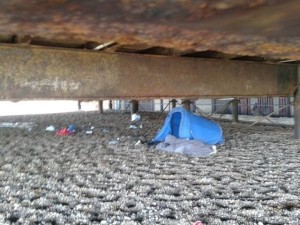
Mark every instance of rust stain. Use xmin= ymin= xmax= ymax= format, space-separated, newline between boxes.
xmin=0 ymin=0 xmax=299 ymax=59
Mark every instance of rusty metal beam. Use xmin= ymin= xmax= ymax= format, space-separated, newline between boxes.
xmin=0 ymin=45 xmax=297 ymax=100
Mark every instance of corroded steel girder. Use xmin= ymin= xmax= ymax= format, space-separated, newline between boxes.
xmin=0 ymin=45 xmax=297 ymax=100
xmin=0 ymin=0 xmax=300 ymax=59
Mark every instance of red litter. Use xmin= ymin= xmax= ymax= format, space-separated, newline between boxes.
xmin=55 ymin=128 xmax=72 ymax=136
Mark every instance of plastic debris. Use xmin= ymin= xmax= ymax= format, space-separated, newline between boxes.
xmin=211 ymin=145 xmax=217 ymax=154
xmin=85 ymin=126 xmax=95 ymax=134
xmin=108 ymin=140 xmax=119 ymax=145
xmin=135 ymin=140 xmax=142 ymax=146
xmin=129 ymin=124 xmax=143 ymax=129
xmin=102 ymin=129 xmax=110 ymax=133
xmin=46 ymin=125 xmax=56 ymax=132
xmin=0 ymin=122 xmax=36 ymax=131
xmin=131 ymin=113 xmax=141 ymax=122
xmin=55 ymin=124 xmax=77 ymax=136
xmin=67 ymin=124 xmax=76 ymax=134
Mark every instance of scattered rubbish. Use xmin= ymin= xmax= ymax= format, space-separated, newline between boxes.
xmin=211 ymin=145 xmax=217 ymax=154
xmin=85 ymin=130 xmax=93 ymax=134
xmin=67 ymin=124 xmax=76 ymax=134
xmin=108 ymin=140 xmax=119 ymax=145
xmin=55 ymin=128 xmax=73 ymax=136
xmin=131 ymin=113 xmax=141 ymax=122
xmin=55 ymin=124 xmax=77 ymax=136
xmin=156 ymin=135 xmax=216 ymax=157
xmin=194 ymin=221 xmax=204 ymax=225
xmin=0 ymin=122 xmax=36 ymax=131
xmin=135 ymin=140 xmax=142 ymax=146
xmin=129 ymin=124 xmax=143 ymax=129
xmin=85 ymin=126 xmax=95 ymax=135
xmin=129 ymin=125 xmax=138 ymax=129
xmin=46 ymin=125 xmax=56 ymax=132
xmin=102 ymin=129 xmax=110 ymax=133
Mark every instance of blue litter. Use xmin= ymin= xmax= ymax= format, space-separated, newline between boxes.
xmin=67 ymin=124 xmax=76 ymax=134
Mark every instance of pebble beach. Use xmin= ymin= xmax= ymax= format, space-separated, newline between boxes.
xmin=0 ymin=111 xmax=299 ymax=225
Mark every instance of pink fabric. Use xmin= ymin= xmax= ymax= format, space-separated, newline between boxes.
xmin=194 ymin=221 xmax=204 ymax=225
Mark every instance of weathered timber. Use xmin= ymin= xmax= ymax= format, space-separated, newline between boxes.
xmin=131 ymin=100 xmax=139 ymax=115
xmin=171 ymin=99 xmax=177 ymax=109
xmin=182 ymin=100 xmax=191 ymax=111
xmin=295 ymin=66 xmax=300 ymax=139
xmin=231 ymin=99 xmax=239 ymax=123
xmin=98 ymin=100 xmax=103 ymax=114
xmin=0 ymin=45 xmax=298 ymax=100
xmin=160 ymin=100 xmax=163 ymax=112
xmin=108 ymin=100 xmax=113 ymax=110
xmin=77 ymin=101 xmax=81 ymax=110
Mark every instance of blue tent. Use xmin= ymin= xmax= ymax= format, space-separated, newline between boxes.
xmin=153 ymin=107 xmax=224 ymax=145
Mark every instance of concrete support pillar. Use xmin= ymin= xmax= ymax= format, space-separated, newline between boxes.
xmin=295 ymin=67 xmax=300 ymax=139
xmin=160 ymin=99 xmax=164 ymax=112
xmin=182 ymin=99 xmax=191 ymax=111
xmin=78 ymin=101 xmax=82 ymax=110
xmin=131 ymin=100 xmax=139 ymax=114
xmin=98 ymin=100 xmax=103 ymax=114
xmin=231 ymin=98 xmax=239 ymax=122
xmin=171 ymin=99 xmax=177 ymax=109
xmin=109 ymin=100 xmax=113 ymax=110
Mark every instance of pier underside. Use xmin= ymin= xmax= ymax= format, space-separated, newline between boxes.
xmin=0 ymin=0 xmax=299 ymax=100
xmin=0 ymin=0 xmax=299 ymax=136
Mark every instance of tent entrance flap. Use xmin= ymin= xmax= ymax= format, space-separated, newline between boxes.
xmin=153 ymin=107 xmax=224 ymax=145
xmin=171 ymin=112 xmax=181 ymax=137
